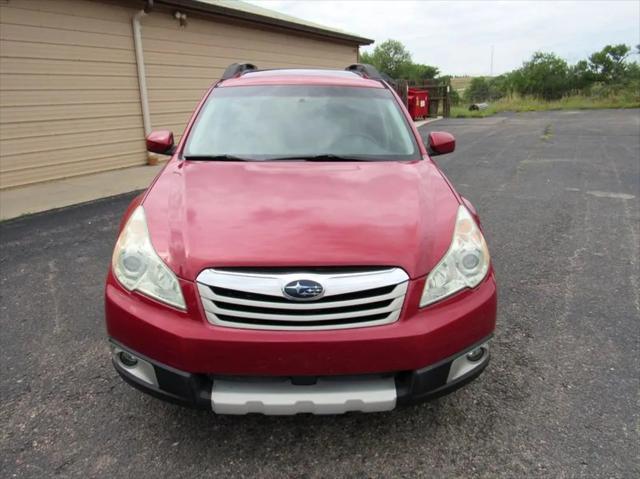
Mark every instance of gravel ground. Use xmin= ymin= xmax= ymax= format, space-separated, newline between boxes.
xmin=1 ymin=109 xmax=638 ymax=478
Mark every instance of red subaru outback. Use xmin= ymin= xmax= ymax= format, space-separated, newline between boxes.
xmin=105 ymin=63 xmax=496 ymax=414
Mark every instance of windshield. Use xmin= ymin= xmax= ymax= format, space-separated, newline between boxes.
xmin=184 ymin=85 xmax=420 ymax=161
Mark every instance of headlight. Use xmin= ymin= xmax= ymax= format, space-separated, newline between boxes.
xmin=112 ymin=206 xmax=186 ymax=310
xmin=420 ymin=205 xmax=490 ymax=307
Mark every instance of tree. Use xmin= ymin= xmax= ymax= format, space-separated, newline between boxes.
xmin=449 ymin=88 xmax=461 ymax=106
xmin=367 ymin=42 xmax=638 ymax=101
xmin=360 ymin=39 xmax=412 ymax=78
xmin=487 ymin=75 xmax=511 ymax=99
xmin=627 ymin=61 xmax=640 ymax=82
xmin=465 ymin=77 xmax=491 ymax=102
xmin=463 ymin=76 xmax=506 ymax=102
xmin=360 ymin=40 xmax=440 ymax=82
xmin=400 ymin=63 xmax=440 ymax=82
xmin=413 ymin=63 xmax=440 ymax=81
xmin=569 ymin=60 xmax=595 ymax=92
xmin=588 ymin=44 xmax=632 ymax=83
xmin=359 ymin=50 xmax=373 ymax=65
xmin=511 ymin=52 xmax=570 ymax=100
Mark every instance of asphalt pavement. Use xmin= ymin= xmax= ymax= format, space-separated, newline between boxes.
xmin=1 ymin=109 xmax=638 ymax=478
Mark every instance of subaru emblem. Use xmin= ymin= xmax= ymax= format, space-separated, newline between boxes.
xmin=282 ymin=279 xmax=324 ymax=301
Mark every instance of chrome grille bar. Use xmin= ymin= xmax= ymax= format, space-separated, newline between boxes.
xmin=198 ymin=283 xmax=404 ymax=310
xmin=196 ymin=268 xmax=409 ymax=331
xmin=203 ymin=295 xmax=406 ymax=322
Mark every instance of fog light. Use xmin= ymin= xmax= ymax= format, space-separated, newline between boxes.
xmin=466 ymin=347 xmax=485 ymax=362
xmin=118 ymin=351 xmax=138 ymax=367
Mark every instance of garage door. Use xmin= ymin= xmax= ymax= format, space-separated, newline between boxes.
xmin=0 ymin=0 xmax=147 ymax=189
xmin=142 ymin=10 xmax=359 ymax=143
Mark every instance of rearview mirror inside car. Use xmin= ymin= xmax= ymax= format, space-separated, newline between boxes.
xmin=428 ymin=131 xmax=456 ymax=156
xmin=146 ymin=130 xmax=175 ymax=155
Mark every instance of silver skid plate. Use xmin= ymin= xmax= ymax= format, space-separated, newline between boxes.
xmin=211 ymin=376 xmax=397 ymax=415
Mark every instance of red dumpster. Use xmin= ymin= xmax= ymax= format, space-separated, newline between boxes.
xmin=407 ymin=88 xmax=429 ymax=120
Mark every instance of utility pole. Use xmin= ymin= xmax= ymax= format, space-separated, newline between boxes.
xmin=490 ymin=45 xmax=494 ymax=77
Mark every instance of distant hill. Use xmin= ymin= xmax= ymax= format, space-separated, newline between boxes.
xmin=449 ymin=76 xmax=474 ymax=92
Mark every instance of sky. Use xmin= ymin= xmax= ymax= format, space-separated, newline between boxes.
xmin=247 ymin=0 xmax=640 ymax=76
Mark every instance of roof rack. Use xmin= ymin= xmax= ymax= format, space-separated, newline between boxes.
xmin=219 ymin=62 xmax=387 ymax=84
xmin=345 ymin=64 xmax=384 ymax=81
xmin=221 ymin=63 xmax=258 ymax=80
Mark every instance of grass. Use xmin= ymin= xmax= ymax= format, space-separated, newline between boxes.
xmin=449 ymin=93 xmax=640 ymax=118
xmin=540 ymin=124 xmax=553 ymax=141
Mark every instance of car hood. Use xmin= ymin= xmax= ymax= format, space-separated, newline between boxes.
xmin=142 ymin=159 xmax=460 ymax=280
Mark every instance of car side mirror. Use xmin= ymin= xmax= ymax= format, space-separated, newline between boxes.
xmin=146 ymin=130 xmax=175 ymax=155
xmin=428 ymin=131 xmax=455 ymax=156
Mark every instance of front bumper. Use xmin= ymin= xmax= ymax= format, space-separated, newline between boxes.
xmin=105 ymin=271 xmax=496 ymax=376
xmin=110 ymin=337 xmax=491 ymax=414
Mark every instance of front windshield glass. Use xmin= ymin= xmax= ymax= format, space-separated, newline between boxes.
xmin=184 ymin=85 xmax=420 ymax=161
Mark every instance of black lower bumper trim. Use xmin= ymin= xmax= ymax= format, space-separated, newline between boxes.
xmin=395 ymin=355 xmax=489 ymax=406
xmin=395 ymin=336 xmax=492 ymax=406
xmin=110 ymin=340 xmax=211 ymax=409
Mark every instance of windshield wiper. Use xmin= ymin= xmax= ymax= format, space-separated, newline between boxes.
xmin=183 ymin=154 xmax=256 ymax=162
xmin=184 ymin=154 xmax=371 ymax=162
xmin=267 ymin=154 xmax=370 ymax=162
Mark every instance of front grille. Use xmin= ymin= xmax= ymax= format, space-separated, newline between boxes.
xmin=208 ymin=284 xmax=397 ymax=304
xmin=196 ymin=268 xmax=409 ymax=331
